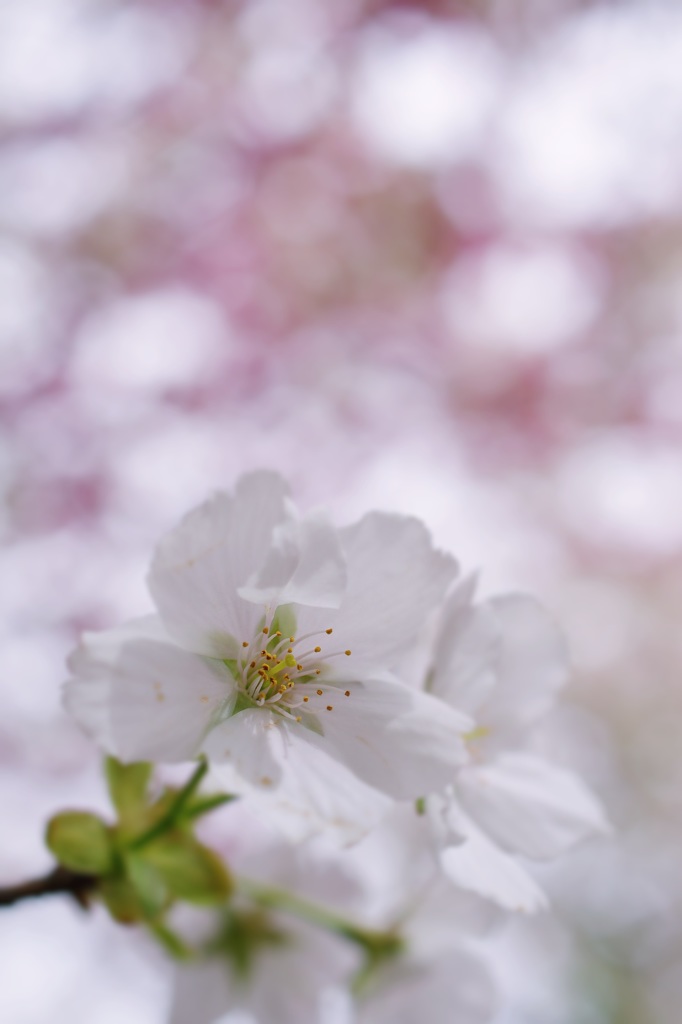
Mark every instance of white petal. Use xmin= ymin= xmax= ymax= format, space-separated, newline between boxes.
xmin=64 ymin=615 xmax=172 ymax=752
xmin=170 ymin=962 xmax=231 ymax=1024
xmin=201 ymin=708 xmax=285 ymax=789
xmin=457 ymin=752 xmax=610 ymax=860
xmin=239 ymin=510 xmax=347 ymax=610
xmin=107 ymin=639 xmax=234 ymax=762
xmin=311 ymin=678 xmax=471 ymax=799
xmin=148 ymin=471 xmax=292 ymax=656
xmin=481 ymin=595 xmax=570 ymax=739
xmin=358 ymin=946 xmax=496 ymax=1024
xmin=295 ymin=512 xmax=458 ymax=674
xmin=252 ymin=920 xmax=359 ymax=1024
xmin=210 ymin=718 xmax=392 ymax=843
xmin=440 ymin=825 xmax=548 ymax=914
xmin=430 ymin=581 xmax=500 ymax=717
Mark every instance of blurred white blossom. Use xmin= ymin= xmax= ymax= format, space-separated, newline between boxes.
xmin=65 ymin=471 xmax=470 ymax=839
xmin=424 ymin=579 xmax=609 ymax=912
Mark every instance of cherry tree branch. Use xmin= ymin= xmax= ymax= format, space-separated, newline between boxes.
xmin=0 ymin=866 xmax=96 ymax=909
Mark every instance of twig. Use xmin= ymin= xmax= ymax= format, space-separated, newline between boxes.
xmin=0 ymin=865 xmax=96 ymax=909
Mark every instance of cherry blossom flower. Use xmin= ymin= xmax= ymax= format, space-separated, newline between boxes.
xmin=423 ymin=579 xmax=609 ymax=912
xmin=166 ymin=809 xmax=361 ymax=1024
xmin=65 ymin=471 xmax=471 ymax=835
xmin=169 ymin=912 xmax=354 ymax=1024
xmin=340 ymin=807 xmax=498 ymax=1024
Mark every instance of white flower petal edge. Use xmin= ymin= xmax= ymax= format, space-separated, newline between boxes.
xmin=424 ymin=580 xmax=608 ymax=911
xmin=428 ymin=577 xmax=500 ymax=716
xmin=64 ymin=615 xmax=174 ymax=753
xmin=148 ymin=471 xmax=296 ymax=657
xmin=292 ymin=511 xmax=459 ymax=676
xmin=238 ymin=509 xmax=347 ymax=610
xmin=357 ymin=945 xmax=497 ymax=1024
xmin=436 ymin=814 xmax=548 ymax=914
xmin=427 ymin=794 xmax=548 ymax=914
xmin=66 ymin=625 xmax=235 ymax=762
xmin=456 ymin=752 xmax=610 ymax=861
xmin=431 ymin=589 xmax=570 ymax=744
xmin=206 ymin=726 xmax=392 ymax=844
xmin=315 ymin=678 xmax=472 ymax=798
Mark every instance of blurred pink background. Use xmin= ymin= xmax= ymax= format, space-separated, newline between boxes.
xmin=2 ymin=1 xmax=682 ymax=1021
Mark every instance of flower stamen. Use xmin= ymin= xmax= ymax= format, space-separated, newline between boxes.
xmin=234 ymin=615 xmax=353 ymax=723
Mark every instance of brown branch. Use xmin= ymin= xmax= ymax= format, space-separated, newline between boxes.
xmin=0 ymin=866 xmax=97 ymax=910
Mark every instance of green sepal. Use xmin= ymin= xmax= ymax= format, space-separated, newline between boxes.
xmin=124 ymin=853 xmax=170 ymax=919
xmin=138 ymin=831 xmax=232 ymax=905
xmin=46 ymin=811 xmax=115 ymax=875
xmin=209 ymin=908 xmax=289 ymax=980
xmin=99 ymin=875 xmax=145 ymax=925
xmin=105 ymin=757 xmax=152 ymax=825
xmin=183 ymin=792 xmax=236 ymax=821
xmin=147 ymin=920 xmax=194 ymax=961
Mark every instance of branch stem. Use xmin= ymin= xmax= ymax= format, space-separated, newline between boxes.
xmin=0 ymin=866 xmax=95 ymax=908
xmin=237 ymin=877 xmax=403 ymax=955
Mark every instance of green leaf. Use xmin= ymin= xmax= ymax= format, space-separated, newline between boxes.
xmin=46 ymin=811 xmax=114 ymax=875
xmin=139 ymin=832 xmax=232 ymax=905
xmin=105 ymin=757 xmax=152 ymax=823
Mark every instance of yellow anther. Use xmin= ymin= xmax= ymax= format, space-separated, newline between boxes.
xmin=296 ymin=716 xmax=302 ymax=722
xmin=345 ymin=650 xmax=351 ymax=656
xmin=242 ymin=641 xmax=249 ymax=648
xmin=325 ymin=628 xmax=333 ymax=635
xmin=326 ymin=705 xmax=333 ymax=711
xmin=303 ymin=696 xmax=309 ymax=702
xmin=316 ymin=689 xmax=323 ymax=695
xmin=314 ymin=646 xmax=321 ymax=653
xmin=289 ymin=636 xmax=295 ymax=642
xmin=344 ymin=690 xmax=350 ymax=697
xmin=263 ymin=627 xmax=269 ymax=635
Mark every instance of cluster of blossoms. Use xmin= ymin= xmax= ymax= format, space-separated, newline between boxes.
xmin=63 ymin=472 xmax=608 ymax=1023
